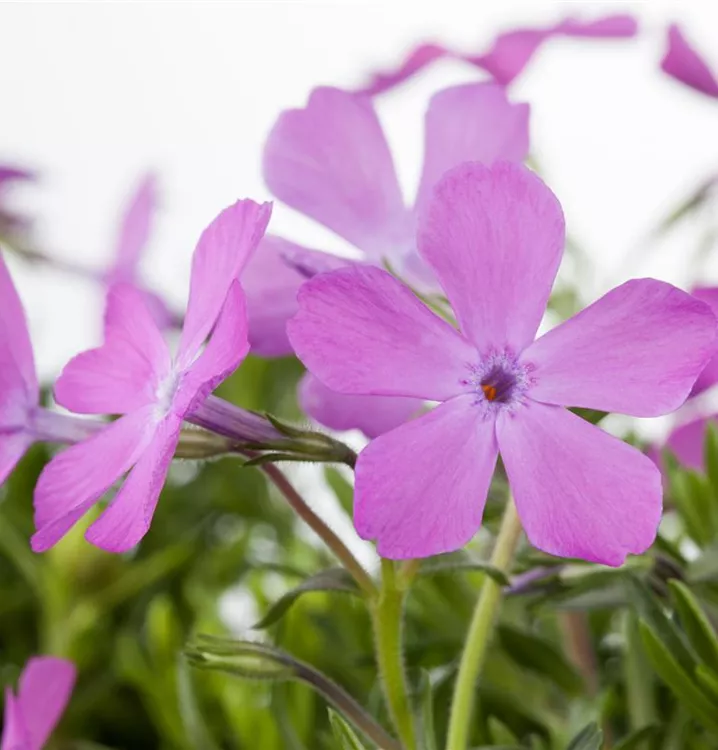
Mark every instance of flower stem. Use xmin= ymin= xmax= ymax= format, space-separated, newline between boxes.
xmin=371 ymin=558 xmax=417 ymax=750
xmin=259 ymin=462 xmax=376 ymax=598
xmin=445 ymin=497 xmax=523 ymax=750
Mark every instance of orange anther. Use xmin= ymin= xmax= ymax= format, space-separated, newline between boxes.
xmin=481 ymin=384 xmax=497 ymax=401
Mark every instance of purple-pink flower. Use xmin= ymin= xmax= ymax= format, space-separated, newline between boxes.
xmin=102 ymin=173 xmax=173 ymax=326
xmin=247 ymin=82 xmax=529 ymax=437
xmin=0 ymin=252 xmax=102 ymax=486
xmin=661 ymin=24 xmax=718 ymax=99
xmin=353 ymin=14 xmax=637 ymax=96
xmin=653 ymin=287 xmax=718 ymax=471
xmin=1 ymin=656 xmax=76 ymax=750
xmin=288 ymin=161 xmax=717 ymax=565
xmin=31 ymin=199 xmax=271 ymax=554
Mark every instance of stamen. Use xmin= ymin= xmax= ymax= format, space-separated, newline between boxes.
xmin=481 ymin=384 xmax=497 ymax=401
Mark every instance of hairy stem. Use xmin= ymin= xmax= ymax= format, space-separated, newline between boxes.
xmin=260 ymin=462 xmax=376 ymax=597
xmin=445 ymin=498 xmax=523 ymax=750
xmin=372 ymin=559 xmax=417 ymax=750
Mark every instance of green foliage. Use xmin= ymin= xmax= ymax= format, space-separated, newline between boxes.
xmin=6 ymin=293 xmax=718 ymax=750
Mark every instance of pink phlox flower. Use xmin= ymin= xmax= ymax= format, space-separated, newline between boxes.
xmin=288 ymin=161 xmax=718 ymax=565
xmin=353 ymin=14 xmax=637 ymax=96
xmin=31 ymin=199 xmax=271 ymax=554
xmin=649 ymin=287 xmax=718 ymax=471
xmin=102 ymin=172 xmax=173 ymax=327
xmin=0 ymin=251 xmax=106 ymax=485
xmin=248 ymin=81 xmax=529 ymax=436
xmin=661 ymin=24 xmax=718 ymax=99
xmin=1 ymin=656 xmax=76 ymax=750
xmin=0 ymin=251 xmax=41 ymax=484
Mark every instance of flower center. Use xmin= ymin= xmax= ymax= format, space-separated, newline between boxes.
xmin=462 ymin=352 xmax=532 ymax=412
xmin=154 ymin=370 xmax=181 ymax=419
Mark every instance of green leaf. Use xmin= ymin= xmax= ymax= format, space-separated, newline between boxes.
xmin=570 ymin=407 xmax=608 ymax=425
xmin=415 ymin=670 xmax=437 ymax=750
xmin=638 ymin=622 xmax=718 ymax=733
xmin=187 ymin=636 xmax=401 ymax=750
xmin=705 ymin=422 xmax=718 ymax=499
xmin=624 ymin=575 xmax=695 ymax=673
xmin=696 ymin=664 xmax=718 ymax=701
xmin=668 ymin=580 xmax=718 ymax=673
xmin=565 ymin=722 xmax=603 ymax=750
xmin=328 ymin=709 xmax=368 ymax=750
xmin=253 ymin=568 xmax=360 ymax=629
xmin=177 ymin=659 xmax=220 ymax=750
xmin=418 ymin=560 xmax=509 ymax=586
xmin=496 ymin=624 xmax=583 ymax=694
xmin=613 ymin=725 xmax=660 ymax=750
xmin=325 ymin=467 xmax=354 ymax=515
xmin=670 ymin=469 xmax=716 ymax=546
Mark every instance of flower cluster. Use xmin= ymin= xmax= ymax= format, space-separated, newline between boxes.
xmin=2 ymin=11 xmax=718 ymax=745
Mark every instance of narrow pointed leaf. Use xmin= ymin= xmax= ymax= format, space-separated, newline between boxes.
xmin=613 ymin=725 xmax=660 ymax=750
xmin=253 ymin=568 xmax=360 ymax=629
xmin=566 ymin=722 xmax=603 ymax=750
xmin=668 ymin=580 xmax=718 ymax=673
xmin=418 ymin=560 xmax=509 ymax=586
xmin=638 ymin=622 xmax=718 ymax=733
xmin=624 ymin=575 xmax=696 ymax=673
xmin=696 ymin=664 xmax=718 ymax=702
xmin=187 ymin=636 xmax=401 ymax=750
xmin=497 ymin=624 xmax=583 ymax=694
xmin=329 ymin=709 xmax=369 ymax=750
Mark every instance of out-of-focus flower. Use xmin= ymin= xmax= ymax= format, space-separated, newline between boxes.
xmin=1 ymin=656 xmax=76 ymax=750
xmin=249 ymin=82 xmax=528 ymax=436
xmin=652 ymin=288 xmax=718 ymax=471
xmin=0 ymin=166 xmax=34 ymax=244
xmin=101 ymin=173 xmax=172 ymax=326
xmin=0 ymin=251 xmax=103 ymax=485
xmin=353 ymin=14 xmax=638 ymax=96
xmin=289 ymin=161 xmax=717 ymax=564
xmin=661 ymin=23 xmax=718 ymax=99
xmin=32 ymin=200 xmax=271 ymax=554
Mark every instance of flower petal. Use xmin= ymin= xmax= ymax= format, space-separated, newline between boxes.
xmin=55 ymin=284 xmax=171 ymax=415
xmin=661 ymin=24 xmax=718 ymax=99
xmin=287 ymin=265 xmax=477 ymax=400
xmin=663 ymin=416 xmax=713 ymax=472
xmin=177 ymin=199 xmax=271 ymax=367
xmin=108 ymin=172 xmax=157 ymax=281
xmin=414 ymin=83 xmax=530 ymax=217
xmin=0 ymin=251 xmax=37 ymax=407
xmin=263 ymin=87 xmax=409 ymax=259
xmin=466 ymin=15 xmax=638 ymax=84
xmin=85 ymin=416 xmax=181 ymax=552
xmin=355 ymin=395 xmax=498 ymax=559
xmin=0 ymin=432 xmax=31 ymax=486
xmin=18 ymin=656 xmax=76 ymax=750
xmin=243 ymin=235 xmax=318 ymax=357
xmin=1 ymin=688 xmax=28 ymax=750
xmin=299 ymin=373 xmax=422 ymax=438
xmin=31 ymin=407 xmax=156 ymax=552
xmin=177 ymin=281 xmax=250 ymax=417
xmin=688 ymin=287 xmax=718 ymax=396
xmin=522 ymin=279 xmax=718 ymax=417
xmin=418 ymin=161 xmax=565 ymax=353
xmin=352 ymin=15 xmax=637 ymax=95
xmin=498 ymin=401 xmax=662 ymax=566
xmin=354 ymin=43 xmax=449 ymax=96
